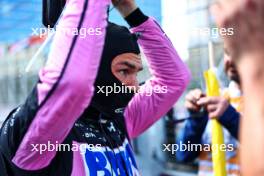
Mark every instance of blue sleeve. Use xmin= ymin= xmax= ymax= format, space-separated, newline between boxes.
xmin=218 ymin=105 xmax=240 ymax=140
xmin=176 ymin=112 xmax=208 ymax=163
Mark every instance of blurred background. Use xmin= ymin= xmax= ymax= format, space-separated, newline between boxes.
xmin=0 ymin=0 xmax=229 ymax=175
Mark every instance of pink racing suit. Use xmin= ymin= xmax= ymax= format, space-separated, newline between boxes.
xmin=0 ymin=0 xmax=191 ymax=175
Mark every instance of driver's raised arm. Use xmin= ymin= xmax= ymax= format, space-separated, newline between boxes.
xmin=124 ymin=9 xmax=191 ymax=139
xmin=0 ymin=0 xmax=110 ymax=171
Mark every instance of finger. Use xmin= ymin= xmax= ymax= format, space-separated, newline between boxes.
xmin=212 ymin=0 xmax=241 ymax=28
xmin=224 ymin=2 xmax=258 ymax=58
xmin=245 ymin=0 xmax=258 ymax=11
xmin=209 ymin=109 xmax=221 ymax=119
xmin=197 ymin=97 xmax=219 ymax=106
xmin=186 ymin=89 xmax=203 ymax=103
xmin=196 ymin=97 xmax=209 ymax=106
xmin=193 ymin=89 xmax=204 ymax=100
xmin=207 ymin=104 xmax=218 ymax=112
xmin=185 ymin=93 xmax=197 ymax=104
xmin=185 ymin=101 xmax=201 ymax=112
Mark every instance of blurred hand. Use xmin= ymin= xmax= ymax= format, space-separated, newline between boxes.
xmin=211 ymin=0 xmax=264 ymax=62
xmin=111 ymin=0 xmax=137 ymax=17
xmin=197 ymin=96 xmax=229 ymax=119
xmin=185 ymin=89 xmax=205 ymax=112
xmin=211 ymin=1 xmax=264 ymax=175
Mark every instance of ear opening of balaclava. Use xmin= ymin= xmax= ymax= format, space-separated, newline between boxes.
xmin=84 ymin=22 xmax=140 ymax=118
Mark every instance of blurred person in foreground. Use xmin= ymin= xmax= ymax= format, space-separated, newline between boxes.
xmin=211 ymin=0 xmax=264 ymax=175
xmin=0 ymin=0 xmax=190 ymax=175
xmin=177 ymin=49 xmax=242 ymax=176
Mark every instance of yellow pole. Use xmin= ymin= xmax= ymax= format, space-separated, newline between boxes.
xmin=204 ymin=41 xmax=227 ymax=176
